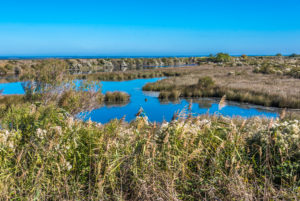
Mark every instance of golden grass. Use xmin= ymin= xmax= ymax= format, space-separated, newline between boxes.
xmin=143 ymin=65 xmax=300 ymax=108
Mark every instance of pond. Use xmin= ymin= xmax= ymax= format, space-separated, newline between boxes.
xmin=0 ymin=78 xmax=280 ymax=123
xmin=78 ymin=78 xmax=280 ymax=123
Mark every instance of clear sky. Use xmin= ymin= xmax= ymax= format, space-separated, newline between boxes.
xmin=0 ymin=0 xmax=299 ymax=56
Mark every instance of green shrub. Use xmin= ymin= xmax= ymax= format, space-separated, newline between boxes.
xmin=197 ymin=76 xmax=215 ymax=88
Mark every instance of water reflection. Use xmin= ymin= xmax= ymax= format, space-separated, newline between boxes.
xmin=80 ymin=78 xmax=280 ymax=123
xmin=0 ymin=78 xmax=281 ymax=124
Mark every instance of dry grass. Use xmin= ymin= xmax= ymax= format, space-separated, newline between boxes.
xmin=104 ymin=91 xmax=130 ymax=103
xmin=143 ymin=65 xmax=300 ymax=108
xmin=75 ymin=66 xmax=192 ymax=81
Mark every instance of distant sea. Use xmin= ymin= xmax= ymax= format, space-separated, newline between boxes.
xmin=0 ymin=55 xmax=275 ymax=60
xmin=0 ymin=55 xmax=206 ymax=60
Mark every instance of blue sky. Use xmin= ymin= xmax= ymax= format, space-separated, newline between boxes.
xmin=0 ymin=0 xmax=299 ymax=56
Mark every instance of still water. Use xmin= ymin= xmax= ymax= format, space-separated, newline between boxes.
xmin=78 ymin=78 xmax=279 ymax=123
xmin=0 ymin=78 xmax=279 ymax=123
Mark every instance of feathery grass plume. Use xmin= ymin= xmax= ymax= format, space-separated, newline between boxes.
xmin=218 ymin=95 xmax=227 ymax=110
xmin=136 ymin=107 xmax=143 ymax=117
xmin=178 ymin=107 xmax=188 ymax=120
xmin=88 ymin=118 xmax=92 ymax=127
xmin=120 ymin=115 xmax=126 ymax=123
xmin=268 ymin=118 xmax=273 ymax=130
xmin=240 ymin=119 xmax=247 ymax=131
xmin=280 ymin=108 xmax=286 ymax=120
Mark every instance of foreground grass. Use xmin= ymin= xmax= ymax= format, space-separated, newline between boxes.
xmin=0 ymin=104 xmax=299 ymax=200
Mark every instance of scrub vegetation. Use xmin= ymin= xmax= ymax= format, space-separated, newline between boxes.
xmin=0 ymin=54 xmax=299 ymax=81
xmin=0 ymin=63 xmax=130 ymax=114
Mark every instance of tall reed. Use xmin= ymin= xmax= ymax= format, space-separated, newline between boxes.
xmin=0 ymin=104 xmax=299 ymax=200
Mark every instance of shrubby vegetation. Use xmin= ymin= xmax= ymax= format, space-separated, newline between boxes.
xmin=0 ymin=104 xmax=299 ymax=200
xmin=214 ymin=53 xmax=232 ymax=62
xmin=0 ymin=57 xmax=196 ymax=80
xmin=0 ymin=66 xmax=130 ymax=115
xmin=249 ymin=54 xmax=300 ymax=78
xmin=75 ymin=67 xmax=187 ymax=81
xmin=1 ymin=54 xmax=299 ymax=81
xmin=0 ymin=84 xmax=130 ymax=115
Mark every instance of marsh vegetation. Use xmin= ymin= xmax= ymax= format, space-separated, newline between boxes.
xmin=0 ymin=104 xmax=299 ymax=200
xmin=143 ymin=65 xmax=300 ymax=108
xmin=1 ymin=54 xmax=299 ymax=81
xmin=0 ymin=55 xmax=299 ymax=200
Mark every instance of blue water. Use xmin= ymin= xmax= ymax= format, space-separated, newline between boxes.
xmin=0 ymin=78 xmax=279 ymax=123
xmin=78 ymin=78 xmax=279 ymax=123
xmin=0 ymin=82 xmax=25 ymax=95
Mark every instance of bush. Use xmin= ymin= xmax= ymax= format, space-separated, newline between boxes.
xmin=197 ymin=76 xmax=215 ymax=88
xmin=58 ymin=90 xmax=104 ymax=114
xmin=215 ymin=53 xmax=231 ymax=62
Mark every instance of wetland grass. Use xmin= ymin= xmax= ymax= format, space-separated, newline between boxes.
xmin=144 ymin=73 xmax=300 ymax=108
xmin=104 ymin=91 xmax=130 ymax=103
xmin=0 ymin=104 xmax=299 ymax=200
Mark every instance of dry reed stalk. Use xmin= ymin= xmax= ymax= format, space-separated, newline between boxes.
xmin=188 ymin=100 xmax=192 ymax=111
xmin=280 ymin=108 xmax=286 ymax=119
xmin=218 ymin=95 xmax=227 ymax=110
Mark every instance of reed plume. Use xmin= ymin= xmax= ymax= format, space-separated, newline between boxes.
xmin=280 ymin=108 xmax=286 ymax=119
xmin=188 ymin=100 xmax=193 ymax=111
xmin=218 ymin=95 xmax=227 ymax=110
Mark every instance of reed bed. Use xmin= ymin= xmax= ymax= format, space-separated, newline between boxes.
xmin=0 ymin=104 xmax=299 ymax=200
xmin=104 ymin=91 xmax=130 ymax=103
xmin=144 ymin=73 xmax=300 ymax=108
xmin=75 ymin=67 xmax=192 ymax=81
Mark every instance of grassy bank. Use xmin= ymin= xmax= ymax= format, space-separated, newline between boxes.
xmin=145 ymin=81 xmax=300 ymax=108
xmin=143 ymin=68 xmax=300 ymax=109
xmin=0 ymin=104 xmax=299 ymax=200
xmin=74 ymin=67 xmax=192 ymax=81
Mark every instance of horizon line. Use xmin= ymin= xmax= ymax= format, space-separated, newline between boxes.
xmin=0 ymin=54 xmax=297 ymax=60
